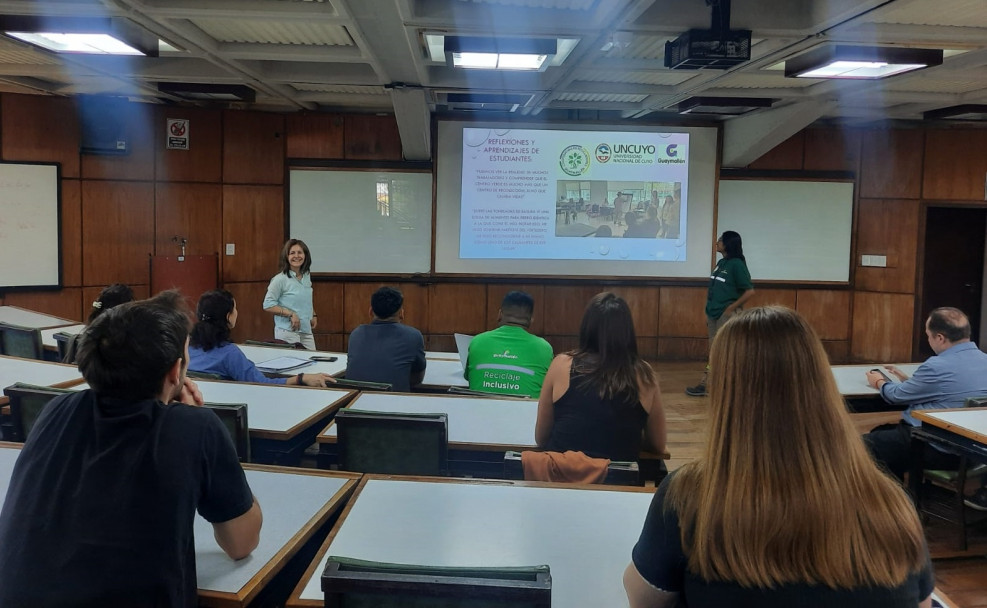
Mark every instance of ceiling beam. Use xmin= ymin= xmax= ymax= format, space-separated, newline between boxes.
xmin=390 ymin=87 xmax=431 ymax=161
xmin=722 ymin=99 xmax=831 ymax=168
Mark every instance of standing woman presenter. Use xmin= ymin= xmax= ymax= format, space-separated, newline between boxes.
xmin=263 ymin=239 xmax=318 ymax=350
xmin=685 ymin=230 xmax=754 ymax=396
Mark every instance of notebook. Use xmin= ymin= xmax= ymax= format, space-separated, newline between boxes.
xmin=255 ymin=356 xmax=314 ymax=374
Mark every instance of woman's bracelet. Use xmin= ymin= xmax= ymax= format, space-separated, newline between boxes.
xmin=296 ymin=373 xmax=304 ymax=384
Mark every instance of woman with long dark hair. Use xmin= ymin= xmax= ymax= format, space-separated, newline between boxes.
xmin=62 ymin=283 xmax=135 ymax=363
xmin=190 ymin=290 xmax=332 ymax=387
xmin=625 ymin=307 xmax=932 ymax=607
xmin=535 ymin=292 xmax=666 ymax=461
xmin=686 ymin=230 xmax=754 ymax=396
xmin=262 ymin=239 xmax=317 ymax=350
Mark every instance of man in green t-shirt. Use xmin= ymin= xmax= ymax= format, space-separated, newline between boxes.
xmin=465 ymin=291 xmax=553 ymax=398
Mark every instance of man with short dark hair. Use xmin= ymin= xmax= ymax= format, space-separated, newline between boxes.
xmin=465 ymin=290 xmax=553 ymax=398
xmin=346 ymin=286 xmax=426 ymax=392
xmin=863 ymin=307 xmax=987 ymax=483
xmin=0 ymin=291 xmax=262 ymax=607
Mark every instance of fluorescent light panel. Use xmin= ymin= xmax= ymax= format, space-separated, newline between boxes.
xmin=7 ymin=31 xmax=144 ymax=55
xmin=785 ymin=45 xmax=942 ymax=80
xmin=444 ymin=36 xmax=556 ymax=71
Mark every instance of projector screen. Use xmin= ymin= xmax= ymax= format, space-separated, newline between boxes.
xmin=0 ymin=162 xmax=61 ymax=290
xmin=436 ymin=121 xmax=719 ymax=277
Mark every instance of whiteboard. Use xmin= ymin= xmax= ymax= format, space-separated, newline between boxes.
xmin=0 ymin=162 xmax=61 ymax=289
xmin=289 ymin=168 xmax=432 ymax=274
xmin=717 ymin=179 xmax=854 ymax=282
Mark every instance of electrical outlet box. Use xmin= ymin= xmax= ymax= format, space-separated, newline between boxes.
xmin=861 ymin=254 xmax=887 ymax=267
xmin=225 ymin=243 xmax=235 ymax=255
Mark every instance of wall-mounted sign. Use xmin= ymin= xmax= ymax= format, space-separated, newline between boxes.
xmin=167 ymin=118 xmax=189 ymax=150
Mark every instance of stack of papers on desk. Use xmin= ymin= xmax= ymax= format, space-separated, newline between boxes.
xmin=255 ymin=356 xmax=314 ymax=374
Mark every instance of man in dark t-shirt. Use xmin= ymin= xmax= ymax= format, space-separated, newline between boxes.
xmin=0 ymin=291 xmax=261 ymax=607
xmin=346 ymin=286 xmax=426 ymax=392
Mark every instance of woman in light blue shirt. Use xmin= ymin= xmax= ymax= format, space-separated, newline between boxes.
xmin=263 ymin=239 xmax=318 ymax=350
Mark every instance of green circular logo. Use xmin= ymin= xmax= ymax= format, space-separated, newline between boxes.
xmin=560 ymin=145 xmax=590 ymax=176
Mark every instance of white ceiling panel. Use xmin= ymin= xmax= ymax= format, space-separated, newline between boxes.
xmin=456 ymin=0 xmax=598 ymax=10
xmin=192 ymin=19 xmax=354 ymax=46
xmin=577 ymin=69 xmax=697 ymax=85
xmin=865 ymin=0 xmax=987 ymax=28
xmin=556 ymin=92 xmax=648 ymax=102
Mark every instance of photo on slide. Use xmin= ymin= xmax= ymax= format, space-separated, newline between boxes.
xmin=554 ymin=180 xmax=681 ymax=239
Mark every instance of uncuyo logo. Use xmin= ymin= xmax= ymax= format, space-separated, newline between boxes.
xmin=595 ymin=143 xmax=612 ymax=163
xmin=560 ymin=145 xmax=591 ymax=176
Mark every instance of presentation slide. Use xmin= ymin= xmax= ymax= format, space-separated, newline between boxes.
xmin=459 ymin=128 xmax=689 ymax=262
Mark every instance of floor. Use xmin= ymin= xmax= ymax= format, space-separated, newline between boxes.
xmin=651 ymin=361 xmax=987 ymax=607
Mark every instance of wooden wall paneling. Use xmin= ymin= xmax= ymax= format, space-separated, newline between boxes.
xmin=315 ymin=334 xmax=345 ymax=352
xmin=746 ymin=132 xmax=805 ymax=171
xmin=922 ymin=129 xmax=987 ymax=201
xmin=656 ymin=337 xmax=708 ymax=361
xmin=750 ymin=288 xmax=796 ymax=309
xmin=657 ymin=287 xmax=708 ymax=337
xmin=854 ymin=198 xmax=920 ymax=293
xmin=60 ymin=179 xmax=82 ymax=287
xmin=79 ymin=101 xmax=156 ymax=181
xmin=602 ymin=286 xmax=658 ymax=338
xmin=154 ymin=183 xmax=222 ymax=259
xmin=312 ymin=281 xmax=344 ymax=334
xmin=3 ymin=288 xmax=84 ymax=322
xmin=850 ymin=291 xmax=915 ymax=362
xmin=821 ymin=340 xmax=850 ymax=364
xmin=795 ymin=289 xmax=851 ymax=340
xmin=341 ymin=282 xmax=428 ymax=334
xmin=223 ymin=111 xmax=285 ymax=185
xmin=544 ymin=335 xmax=579 ymax=354
xmin=1 ymin=94 xmax=80 ymax=178
xmin=859 ymin=129 xmax=924 ymax=199
xmin=542 ymin=285 xmax=602 ymax=336
xmin=485 ymin=284 xmax=545 ymax=336
xmin=803 ymin=128 xmax=860 ymax=172
xmin=286 ymin=113 xmax=344 ymax=159
xmin=221 ymin=185 xmax=285 ymax=282
xmin=155 ymin=106 xmax=223 ymax=183
xmin=343 ymin=114 xmax=402 ymax=160
xmin=427 ymin=284 xmax=487 ymax=335
xmin=224 ymin=282 xmax=273 ymax=343
xmin=427 ymin=335 xmax=458 ymax=353
xmin=81 ymin=181 xmax=154 ymax=286
xmin=636 ymin=337 xmax=658 ymax=359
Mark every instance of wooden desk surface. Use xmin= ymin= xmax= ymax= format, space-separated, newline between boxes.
xmin=830 ymin=363 xmax=921 ymax=397
xmin=288 ymin=475 xmax=653 ymax=607
xmin=419 ymin=358 xmax=468 ymax=388
xmin=0 ymin=306 xmax=77 ymax=330
xmin=40 ymin=324 xmax=86 ymax=350
xmin=238 ymin=345 xmax=348 ymax=377
xmin=914 ymin=407 xmax=987 ymax=445
xmin=318 ymin=391 xmax=537 ymax=451
xmin=0 ymin=444 xmax=361 ymax=608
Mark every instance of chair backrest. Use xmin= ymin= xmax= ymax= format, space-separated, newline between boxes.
xmin=2 ymin=383 xmax=74 ymax=442
xmin=0 ymin=323 xmax=44 ymax=360
xmin=336 ymin=409 xmax=448 ymax=476
xmin=187 ymin=370 xmax=224 ymax=381
xmin=204 ymin=402 xmax=250 ymax=462
xmin=503 ymin=450 xmax=641 ymax=486
xmin=322 ymin=556 xmax=551 ymax=608
xmin=52 ymin=331 xmax=76 ymax=362
xmin=964 ymin=395 xmax=987 ymax=408
xmin=331 ymin=378 xmax=392 ymax=392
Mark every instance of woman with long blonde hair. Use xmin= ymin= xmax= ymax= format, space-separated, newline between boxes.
xmin=625 ymin=306 xmax=932 ymax=607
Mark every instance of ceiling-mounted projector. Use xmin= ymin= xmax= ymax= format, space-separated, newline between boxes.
xmin=664 ymin=28 xmax=751 ymax=69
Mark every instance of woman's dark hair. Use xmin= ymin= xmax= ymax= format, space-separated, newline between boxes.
xmin=87 ymin=283 xmax=135 ymax=324
xmin=570 ymin=292 xmax=655 ymax=403
xmin=190 ymin=290 xmax=235 ymax=351
xmin=720 ymin=230 xmax=745 ymax=262
xmin=278 ymin=239 xmax=312 ymax=276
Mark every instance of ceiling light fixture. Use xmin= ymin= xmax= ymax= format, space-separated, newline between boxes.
xmin=923 ymin=104 xmax=987 ymax=121
xmin=785 ymin=45 xmax=942 ymax=79
xmin=444 ymin=36 xmax=556 ymax=71
xmin=0 ymin=16 xmax=157 ymax=57
xmin=678 ymin=96 xmax=773 ymax=115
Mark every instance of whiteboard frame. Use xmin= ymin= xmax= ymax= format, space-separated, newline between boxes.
xmin=716 ymin=175 xmax=856 ymax=285
xmin=0 ymin=161 xmax=62 ymax=292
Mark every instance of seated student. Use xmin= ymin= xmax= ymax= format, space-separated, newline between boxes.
xmin=466 ymin=290 xmax=553 ymax=398
xmin=346 ymin=286 xmax=427 ymax=392
xmin=625 ymin=208 xmax=660 ymax=239
xmin=0 ymin=291 xmax=263 ymax=606
xmin=624 ymin=307 xmax=932 ymax=608
xmin=189 ymin=289 xmax=333 ymax=387
xmin=63 ymin=283 xmax=134 ymax=363
xmin=535 ymin=292 xmax=666 ymax=461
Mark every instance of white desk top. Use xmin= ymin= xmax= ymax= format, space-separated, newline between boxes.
xmin=318 ymin=392 xmax=537 ymax=450
xmin=830 ymin=363 xmax=921 ymax=397
xmin=420 ymin=358 xmax=468 ymax=388
xmin=195 ymin=380 xmax=353 ymax=439
xmin=425 ymin=351 xmax=459 ymax=361
xmin=40 ymin=324 xmax=86 ymax=349
xmin=292 ymin=478 xmax=653 ymax=607
xmin=0 ymin=306 xmax=77 ymax=330
xmin=915 ymin=408 xmax=987 ymax=444
xmin=0 ymin=445 xmax=359 ymax=605
xmin=238 ymin=344 xmax=348 ymax=377
xmin=0 ymin=355 xmax=83 ymax=393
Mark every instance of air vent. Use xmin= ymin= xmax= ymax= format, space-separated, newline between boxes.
xmin=443 ymin=93 xmax=532 ymax=112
